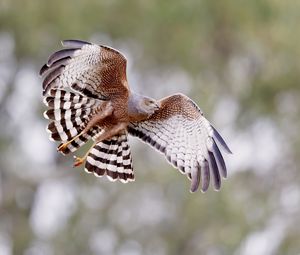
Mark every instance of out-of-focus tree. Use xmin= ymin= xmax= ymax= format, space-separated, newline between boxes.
xmin=0 ymin=0 xmax=299 ymax=254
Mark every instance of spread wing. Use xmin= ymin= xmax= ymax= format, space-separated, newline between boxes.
xmin=40 ymin=39 xmax=129 ymax=99
xmin=128 ymin=94 xmax=232 ymax=193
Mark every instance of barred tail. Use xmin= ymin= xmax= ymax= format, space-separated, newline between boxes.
xmin=85 ymin=134 xmax=134 ymax=183
xmin=43 ymin=89 xmax=103 ymax=154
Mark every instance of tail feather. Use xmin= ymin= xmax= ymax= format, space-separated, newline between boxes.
xmin=85 ymin=134 xmax=134 ymax=183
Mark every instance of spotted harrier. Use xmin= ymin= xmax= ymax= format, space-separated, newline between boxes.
xmin=40 ymin=39 xmax=232 ymax=192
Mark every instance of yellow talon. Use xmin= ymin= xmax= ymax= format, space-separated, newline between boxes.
xmin=57 ymin=143 xmax=68 ymax=152
xmin=72 ymin=141 xmax=96 ymax=168
xmin=57 ymin=131 xmax=85 ymax=153
xmin=73 ymin=156 xmax=85 ymax=167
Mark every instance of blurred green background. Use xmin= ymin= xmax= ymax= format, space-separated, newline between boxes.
xmin=0 ymin=0 xmax=300 ymax=254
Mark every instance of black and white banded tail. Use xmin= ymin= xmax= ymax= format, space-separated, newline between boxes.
xmin=85 ymin=134 xmax=134 ymax=183
xmin=43 ymin=88 xmax=103 ymax=154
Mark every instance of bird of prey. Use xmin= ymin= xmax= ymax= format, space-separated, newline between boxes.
xmin=40 ymin=39 xmax=232 ymax=193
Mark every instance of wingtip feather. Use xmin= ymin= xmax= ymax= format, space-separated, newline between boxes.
xmin=208 ymin=151 xmax=221 ymax=190
xmin=47 ymin=48 xmax=78 ymax=66
xmin=39 ymin=64 xmax=49 ymax=76
xmin=62 ymin=39 xmax=92 ymax=48
xmin=211 ymin=125 xmax=233 ymax=154
xmin=200 ymin=160 xmax=210 ymax=192
xmin=190 ymin=164 xmax=201 ymax=193
xmin=211 ymin=138 xmax=227 ymax=178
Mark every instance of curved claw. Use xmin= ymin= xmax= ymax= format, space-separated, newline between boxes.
xmin=73 ymin=156 xmax=85 ymax=167
xmin=57 ymin=143 xmax=68 ymax=153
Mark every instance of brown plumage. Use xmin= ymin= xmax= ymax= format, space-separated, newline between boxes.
xmin=41 ymin=39 xmax=232 ymax=192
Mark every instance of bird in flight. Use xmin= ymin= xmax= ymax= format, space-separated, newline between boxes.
xmin=40 ymin=39 xmax=232 ymax=193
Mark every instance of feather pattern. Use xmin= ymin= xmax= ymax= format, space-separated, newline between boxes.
xmin=40 ymin=40 xmax=129 ymax=99
xmin=85 ymin=134 xmax=134 ymax=183
xmin=43 ymin=89 xmax=104 ymax=153
xmin=128 ymin=93 xmax=232 ymax=193
xmin=41 ymin=39 xmax=232 ymax=193
xmin=61 ymin=39 xmax=92 ymax=48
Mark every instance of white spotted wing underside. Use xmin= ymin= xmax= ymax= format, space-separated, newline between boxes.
xmin=128 ymin=94 xmax=232 ymax=192
xmin=40 ymin=39 xmax=128 ymax=99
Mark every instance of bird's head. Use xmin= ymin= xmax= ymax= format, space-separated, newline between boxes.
xmin=140 ymin=96 xmax=161 ymax=116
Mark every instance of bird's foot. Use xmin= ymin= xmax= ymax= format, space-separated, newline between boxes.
xmin=57 ymin=132 xmax=85 ymax=153
xmin=57 ymin=143 xmax=69 ymax=153
xmin=73 ymin=156 xmax=85 ymax=167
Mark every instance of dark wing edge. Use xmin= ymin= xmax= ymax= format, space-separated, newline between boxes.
xmin=128 ymin=94 xmax=232 ymax=193
xmin=40 ymin=40 xmax=91 ymax=76
xmin=40 ymin=40 xmax=92 ymax=95
xmin=61 ymin=39 xmax=92 ymax=48
xmin=39 ymin=39 xmax=128 ymax=100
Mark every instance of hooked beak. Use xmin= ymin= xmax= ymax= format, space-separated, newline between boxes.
xmin=154 ymin=101 xmax=161 ymax=111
